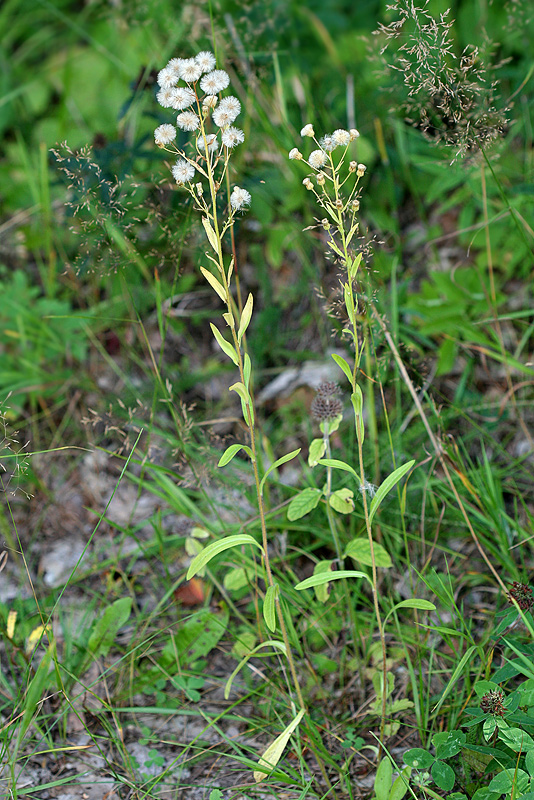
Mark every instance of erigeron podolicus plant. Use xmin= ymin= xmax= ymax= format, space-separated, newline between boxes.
xmin=287 ymin=124 xmax=428 ymax=748
xmin=154 ymin=51 xmax=320 ymax=784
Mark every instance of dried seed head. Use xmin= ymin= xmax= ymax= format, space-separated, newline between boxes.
xmin=349 ymin=160 xmax=357 ymax=172
xmin=309 ymin=149 xmax=328 ymax=169
xmin=316 ymin=381 xmax=341 ymax=397
xmin=508 ymin=582 xmax=534 ymax=611
xmin=303 ymin=178 xmax=313 ymax=190
xmin=321 ymin=218 xmax=330 ymax=230
xmin=289 ymin=148 xmax=303 ymax=160
xmin=311 ymin=395 xmax=343 ymax=421
xmin=316 ymin=172 xmax=326 ymax=186
xmin=349 ymin=128 xmax=360 ymax=141
xmin=301 ymin=123 xmax=315 ymax=137
xmin=357 ymin=163 xmax=367 ymax=177
xmin=351 ymin=199 xmax=360 ymax=211
xmin=480 ymin=689 xmax=506 ymax=717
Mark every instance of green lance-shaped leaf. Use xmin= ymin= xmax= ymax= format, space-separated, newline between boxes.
xmin=259 ymin=449 xmax=301 ymax=495
xmin=287 ymin=487 xmax=323 ymax=521
xmin=237 ymin=293 xmax=253 ymax=343
xmin=313 ymin=560 xmax=333 ymax=603
xmin=351 ymin=386 xmax=364 ymax=443
xmin=187 ymin=535 xmax=263 ymax=580
xmin=229 ymin=381 xmax=254 ymax=426
xmin=384 ymin=598 xmax=436 ymax=624
xmin=88 ymin=597 xmax=132 ymax=659
xmin=368 ymin=460 xmax=415 ymax=526
xmin=202 ymin=216 xmax=219 ymax=253
xmin=225 ymin=640 xmax=286 ymax=700
xmin=200 ymin=267 xmax=226 ymax=302
xmin=343 ymin=281 xmax=356 ymax=328
xmin=243 ymin=352 xmax=252 ymax=389
xmin=347 ymin=252 xmax=362 ymax=280
xmin=210 ymin=323 xmax=239 ymax=366
xmin=345 ymin=537 xmax=392 ymax=568
xmin=308 ymin=438 xmax=326 ymax=467
xmin=254 ymin=708 xmax=306 ymax=782
xmin=317 ymin=458 xmax=360 ymax=481
xmin=295 ymin=569 xmax=372 ymax=591
xmin=223 ymin=311 xmax=235 ymax=329
xmin=263 ymin=584 xmax=279 ymax=632
xmin=331 ymin=352 xmax=353 ymax=384
xmin=217 ymin=443 xmax=254 ymax=467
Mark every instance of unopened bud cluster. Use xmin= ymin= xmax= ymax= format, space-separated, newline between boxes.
xmin=154 ymin=52 xmax=251 ymax=213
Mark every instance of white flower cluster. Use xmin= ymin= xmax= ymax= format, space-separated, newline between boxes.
xmin=154 ymin=51 xmax=250 ymax=213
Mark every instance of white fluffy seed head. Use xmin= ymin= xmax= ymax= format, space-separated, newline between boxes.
xmin=216 ymin=95 xmax=241 ymax=122
xmin=221 ymin=126 xmax=245 ymax=148
xmin=195 ymin=51 xmax=216 ymax=73
xmin=179 ymin=58 xmax=203 ymax=83
xmin=332 ymin=129 xmax=351 ymax=147
xmin=320 ymin=135 xmax=335 ymax=152
xmin=171 ymin=159 xmax=195 ymax=184
xmin=289 ymin=148 xmax=302 ymax=160
xmin=349 ymin=128 xmax=360 ymax=140
xmin=202 ymin=94 xmax=218 ymax=111
xmin=157 ymin=67 xmax=176 ymax=89
xmin=168 ymin=87 xmax=196 ymax=110
xmin=156 ymin=87 xmax=176 ymax=108
xmin=196 ymin=133 xmax=219 ymax=154
xmin=300 ymin=123 xmax=314 ymax=137
xmin=176 ymin=111 xmax=200 ymax=131
xmin=154 ymin=123 xmax=177 ymax=146
xmin=308 ymin=149 xmax=327 ymax=169
xmin=200 ymin=69 xmax=230 ymax=94
xmin=230 ymin=186 xmax=251 ymax=210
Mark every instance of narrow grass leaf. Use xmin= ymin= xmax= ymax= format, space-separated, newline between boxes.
xmin=202 ymin=217 xmax=219 ymax=252
xmin=218 ymin=443 xmax=253 ymax=467
xmin=225 ymin=640 xmax=287 ymax=700
xmin=287 ymin=487 xmax=323 ymax=520
xmin=210 ymin=323 xmax=239 ymax=365
xmin=263 ymin=584 xmax=278 ymax=632
xmin=88 ymin=597 xmax=132 ymax=659
xmin=331 ymin=352 xmax=353 ymax=384
xmin=313 ymin=560 xmax=333 ymax=603
xmin=254 ymin=708 xmax=306 ymax=782
xmin=18 ymin=640 xmax=54 ymax=745
xmin=351 ymin=387 xmax=364 ymax=442
xmin=238 ymin=293 xmax=253 ymax=343
xmin=432 ymin=645 xmax=477 ymax=713
xmin=200 ymin=267 xmax=226 ymax=302
xmin=295 ymin=569 xmax=372 ymax=591
xmin=259 ymin=449 xmax=301 ymax=495
xmin=187 ymin=535 xmax=263 ymax=580
xmin=317 ymin=458 xmax=360 ymax=480
xmin=369 ymin=460 xmax=415 ymax=526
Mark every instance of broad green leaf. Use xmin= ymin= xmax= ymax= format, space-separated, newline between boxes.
xmin=225 ymin=639 xmax=286 ymax=699
xmin=368 ymin=460 xmax=415 ymax=526
xmin=200 ymin=267 xmax=226 ymax=301
xmin=331 ymin=352 xmax=353 ymax=384
xmin=313 ymin=560 xmax=333 ymax=603
xmin=263 ymin=584 xmax=278 ymax=632
xmin=483 ymin=717 xmax=497 ymax=741
xmin=202 ymin=217 xmax=219 ymax=252
xmin=488 ymin=768 xmax=529 ymax=794
xmin=374 ymin=756 xmax=392 ymax=800
xmin=474 ymin=680 xmax=500 ymax=697
xmin=498 ymin=726 xmax=534 ymax=752
xmin=308 ymin=438 xmax=326 ymax=467
xmin=259 ymin=449 xmax=301 ymax=495
xmin=526 ymin=748 xmax=534 ymax=777
xmin=317 ymin=458 xmax=360 ymax=480
xmin=187 ymin=535 xmax=263 ymax=580
xmin=328 ymin=488 xmax=354 ymax=513
xmin=210 ymin=323 xmax=239 ymax=365
xmin=384 ymin=598 xmax=436 ymax=623
xmin=287 ymin=487 xmax=323 ymax=521
xmin=345 ymin=537 xmax=392 ymax=568
xmin=431 ymin=760 xmax=455 ymax=792
xmin=88 ymin=597 xmax=132 ymax=659
xmin=218 ymin=443 xmax=253 ymax=467
xmin=403 ymin=748 xmax=435 ymax=769
xmin=295 ymin=569 xmax=372 ymax=591
xmin=254 ymin=708 xmax=306 ymax=782
xmin=237 ymin=293 xmax=253 ymax=343
xmin=390 ymin=766 xmax=412 ymax=800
